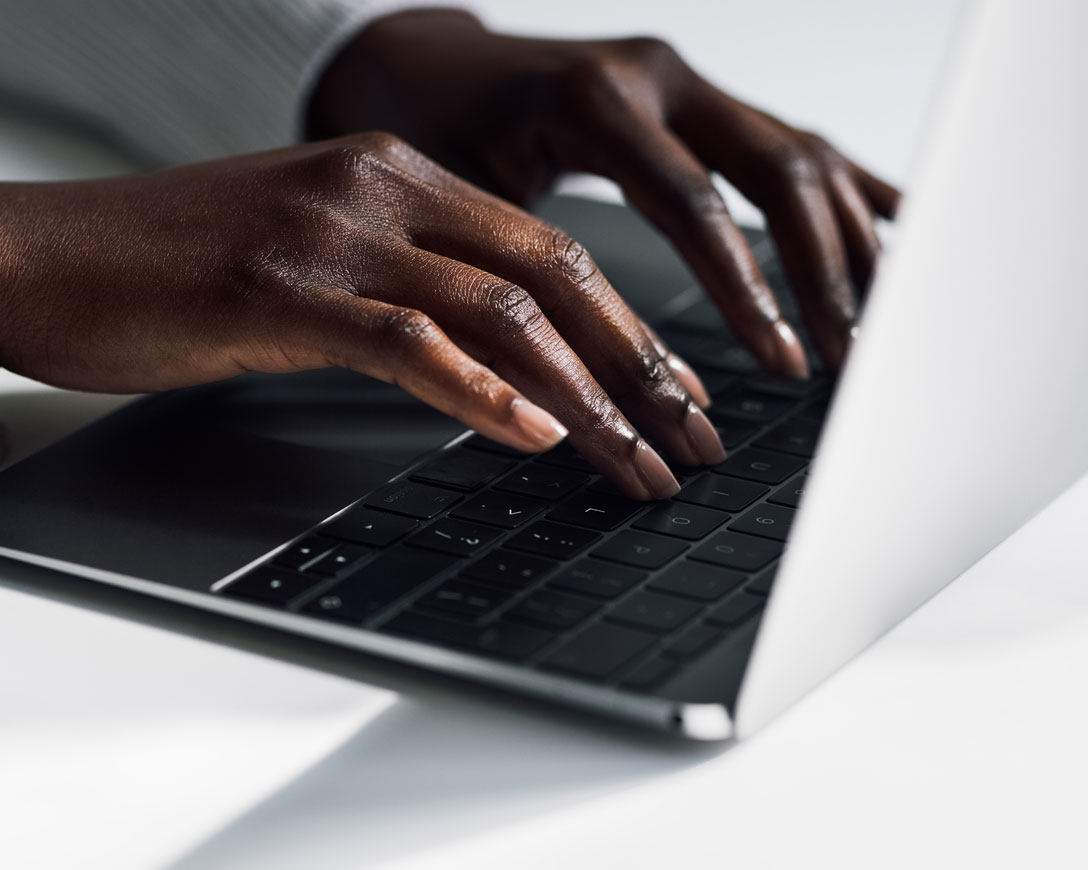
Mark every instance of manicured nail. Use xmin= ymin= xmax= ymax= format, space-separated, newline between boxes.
xmin=772 ymin=319 xmax=810 ymax=380
xmin=633 ymin=440 xmax=681 ymax=499
xmin=510 ymin=398 xmax=568 ymax=451
xmin=684 ymin=403 xmax=726 ymax=465
xmin=668 ymin=354 xmax=712 ymax=408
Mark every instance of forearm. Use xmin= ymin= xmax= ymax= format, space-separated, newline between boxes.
xmin=0 ymin=184 xmax=57 ymax=375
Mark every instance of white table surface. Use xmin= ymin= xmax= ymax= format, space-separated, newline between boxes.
xmin=4 ymin=3 xmax=1087 ymax=868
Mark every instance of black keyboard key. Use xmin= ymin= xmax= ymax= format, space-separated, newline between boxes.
xmin=418 ymin=579 xmax=510 ymax=619
xmin=450 ymin=491 xmax=547 ymax=529
xmin=508 ymin=590 xmax=600 ymax=629
xmin=711 ymin=420 xmax=760 ymax=449
xmin=272 ymin=535 xmax=339 ymax=570
xmin=549 ymin=560 xmax=645 ymax=599
xmin=382 ymin=611 xmax=555 ymax=660
xmin=534 ymin=442 xmax=596 ymax=472
xmin=706 ymin=593 xmax=763 ymax=627
xmin=606 ymin=591 xmax=701 ymax=633
xmin=322 ymin=507 xmax=418 ymax=546
xmin=660 ymin=296 xmax=725 ymax=334
xmin=631 ymin=501 xmax=728 ymax=540
xmin=689 ymin=531 xmax=782 ymax=571
xmin=461 ymin=434 xmax=528 ymax=457
xmin=663 ymin=625 xmax=723 ymax=660
xmin=799 ymin=393 xmax=833 ymax=422
xmin=619 ymin=657 xmax=678 ymax=691
xmin=301 ymin=547 xmax=457 ymax=623
xmin=675 ymin=474 xmax=768 ymax=512
xmin=769 ymin=473 xmax=808 ymax=508
xmin=703 ymin=371 xmax=740 ymax=398
xmin=410 ymin=449 xmax=513 ymax=491
xmin=507 ymin=521 xmax=600 ymax=559
xmin=716 ymin=448 xmax=806 ymax=484
xmin=648 ymin=560 xmax=746 ymax=601
xmin=221 ymin=567 xmax=317 ymax=606
xmin=730 ymin=503 xmax=796 ymax=542
xmin=591 ymin=530 xmax=687 ymax=569
xmin=366 ymin=481 xmax=462 ymax=518
xmin=547 ymin=491 xmax=641 ymax=531
xmin=743 ymin=375 xmax=822 ymax=399
xmin=493 ymin=465 xmax=588 ymax=500
xmin=381 ymin=610 xmax=475 ymax=646
xmin=406 ymin=518 xmax=501 ymax=557
xmin=711 ymin=389 xmax=797 ymax=424
xmin=746 ymin=574 xmax=776 ymax=597
xmin=474 ymin=621 xmax=557 ymax=659
xmin=690 ymin=342 xmax=760 ymax=374
xmin=306 ymin=543 xmax=371 ymax=577
xmin=542 ymin=624 xmax=657 ymax=680
xmin=462 ymin=550 xmax=557 ymax=588
xmin=755 ymin=418 xmax=821 ymax=457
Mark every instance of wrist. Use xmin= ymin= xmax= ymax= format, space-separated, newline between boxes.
xmin=306 ymin=7 xmax=484 ymax=141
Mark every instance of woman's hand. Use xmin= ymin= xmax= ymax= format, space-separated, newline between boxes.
xmin=309 ymin=9 xmax=901 ymax=374
xmin=0 ymin=134 xmax=727 ymax=499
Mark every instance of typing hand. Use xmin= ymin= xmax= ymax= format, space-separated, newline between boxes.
xmin=0 ymin=136 xmax=725 ymax=499
xmin=309 ymin=9 xmax=901 ymax=374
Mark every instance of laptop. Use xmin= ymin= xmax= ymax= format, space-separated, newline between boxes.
xmin=0 ymin=1 xmax=1085 ymax=740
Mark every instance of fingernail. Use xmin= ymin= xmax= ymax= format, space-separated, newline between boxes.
xmin=668 ymin=354 xmax=712 ymax=408
xmin=772 ymin=319 xmax=810 ymax=380
xmin=510 ymin=398 xmax=568 ymax=451
xmin=684 ymin=403 xmax=726 ymax=465
xmin=633 ymin=440 xmax=680 ymax=499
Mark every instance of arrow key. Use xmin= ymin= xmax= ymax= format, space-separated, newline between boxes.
xmin=406 ymin=519 xmax=501 ymax=557
xmin=451 ymin=491 xmax=548 ymax=529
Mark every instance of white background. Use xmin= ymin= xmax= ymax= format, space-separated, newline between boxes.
xmin=3 ymin=2 xmax=1088 ymax=868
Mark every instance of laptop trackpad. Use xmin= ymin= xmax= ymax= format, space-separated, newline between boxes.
xmin=0 ymin=369 xmax=463 ymax=592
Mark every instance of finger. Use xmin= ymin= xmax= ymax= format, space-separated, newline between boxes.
xmin=358 ymin=246 xmax=681 ymax=500
xmin=411 ymin=198 xmax=724 ymax=467
xmin=675 ymin=93 xmax=860 ymax=368
xmin=749 ymin=161 xmax=858 ymax=370
xmin=569 ymin=110 xmax=809 ymax=380
xmin=287 ymin=290 xmax=569 ymax=454
xmin=847 ymin=160 xmax=902 ymax=219
xmin=639 ymin=317 xmax=712 ymax=409
xmin=824 ymin=162 xmax=882 ymax=293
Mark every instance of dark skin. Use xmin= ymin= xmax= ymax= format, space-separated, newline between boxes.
xmin=0 ymin=9 xmax=898 ymax=498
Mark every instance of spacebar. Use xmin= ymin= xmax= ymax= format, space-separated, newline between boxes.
xmin=301 ymin=546 xmax=458 ymax=623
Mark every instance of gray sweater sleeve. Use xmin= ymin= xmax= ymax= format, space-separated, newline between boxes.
xmin=0 ymin=0 xmax=415 ymax=165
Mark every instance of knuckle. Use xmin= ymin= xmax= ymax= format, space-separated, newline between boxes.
xmin=312 ymin=132 xmax=408 ymax=187
xmin=482 ymin=282 xmax=545 ymax=336
xmin=655 ymin=173 xmax=727 ymax=227
xmin=556 ymin=54 xmax=629 ymax=110
xmin=352 ymin=130 xmax=408 ymax=159
xmin=618 ymin=35 xmax=679 ymax=67
xmin=376 ymin=307 xmax=440 ymax=356
xmin=765 ymin=141 xmax=824 ymax=188
xmin=543 ymin=230 xmax=599 ymax=287
xmin=616 ymin=346 xmax=680 ymax=405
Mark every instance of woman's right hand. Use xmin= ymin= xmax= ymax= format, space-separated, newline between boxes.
xmin=0 ymin=133 xmax=726 ymax=499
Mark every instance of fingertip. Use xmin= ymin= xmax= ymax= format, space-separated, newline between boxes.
xmin=633 ymin=440 xmax=681 ymax=500
xmin=509 ymin=397 xmax=569 ymax=452
xmin=684 ymin=402 xmax=727 ymax=465
xmin=771 ymin=319 xmax=811 ymax=381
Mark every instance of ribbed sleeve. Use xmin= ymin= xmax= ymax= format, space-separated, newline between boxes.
xmin=0 ymin=0 xmax=416 ymax=165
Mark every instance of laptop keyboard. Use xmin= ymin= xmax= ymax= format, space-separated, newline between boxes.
xmin=217 ymin=323 xmax=829 ymax=694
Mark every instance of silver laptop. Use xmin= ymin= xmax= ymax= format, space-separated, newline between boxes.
xmin=0 ymin=0 xmax=1084 ymax=741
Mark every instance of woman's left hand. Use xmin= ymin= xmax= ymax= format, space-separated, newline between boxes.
xmin=309 ymin=8 xmax=901 ymax=377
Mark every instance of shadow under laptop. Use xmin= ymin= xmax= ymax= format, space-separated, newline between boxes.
xmin=0 ymin=555 xmax=724 ymax=869
xmin=164 ymin=688 xmax=720 ymax=870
